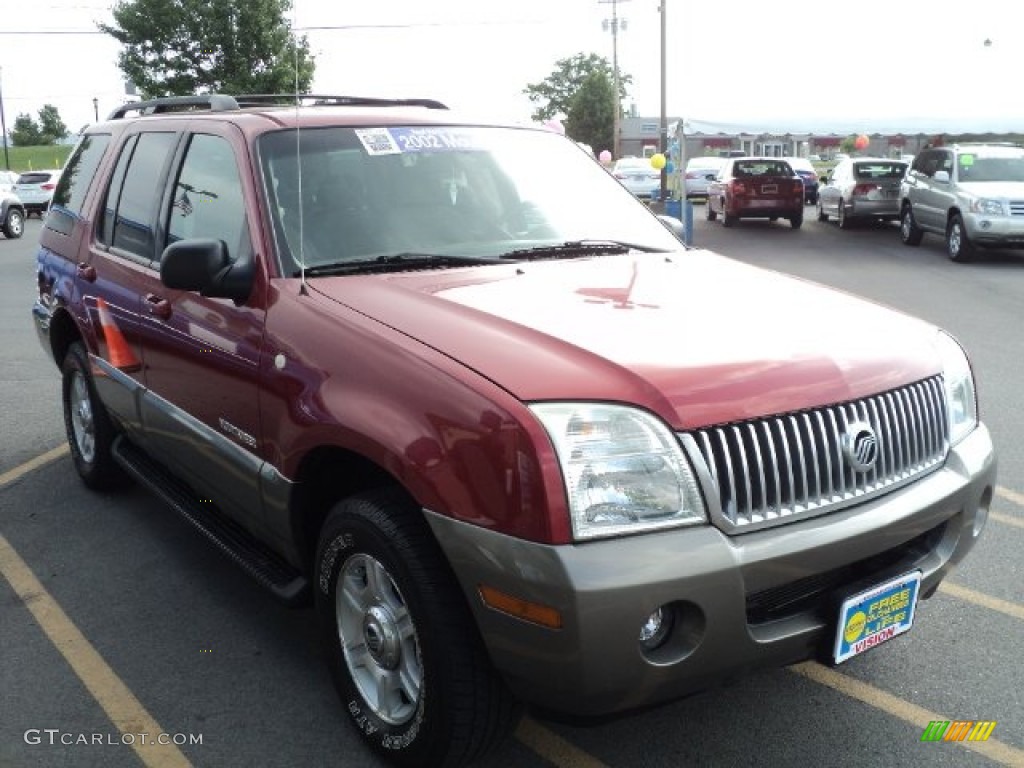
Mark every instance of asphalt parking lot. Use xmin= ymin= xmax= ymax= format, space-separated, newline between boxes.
xmin=2 ymin=213 xmax=1023 ymax=768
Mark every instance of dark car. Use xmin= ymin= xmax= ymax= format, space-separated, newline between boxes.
xmin=32 ymin=93 xmax=995 ymax=768
xmin=787 ymin=156 xmax=820 ymax=204
xmin=706 ymin=157 xmax=805 ymax=228
xmin=1 ymin=193 xmax=26 ymax=238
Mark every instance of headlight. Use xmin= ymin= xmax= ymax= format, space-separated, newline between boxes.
xmin=968 ymin=198 xmax=1005 ymax=216
xmin=529 ymin=403 xmax=707 ymax=540
xmin=935 ymin=331 xmax=978 ymax=445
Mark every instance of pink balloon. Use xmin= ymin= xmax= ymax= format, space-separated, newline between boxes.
xmin=599 ymin=149 xmax=612 ymax=164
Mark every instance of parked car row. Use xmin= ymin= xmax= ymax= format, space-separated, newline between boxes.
xmin=0 ymin=168 xmax=61 ymax=239
xmin=706 ymin=143 xmax=1024 ymax=264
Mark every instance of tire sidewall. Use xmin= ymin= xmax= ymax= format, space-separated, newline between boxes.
xmin=315 ymin=511 xmax=440 ymax=765
xmin=4 ymin=208 xmax=24 ymax=238
xmin=62 ymin=345 xmax=100 ymax=480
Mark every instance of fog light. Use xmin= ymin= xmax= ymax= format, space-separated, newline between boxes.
xmin=979 ymin=220 xmax=992 ymax=230
xmin=639 ymin=607 xmax=674 ymax=650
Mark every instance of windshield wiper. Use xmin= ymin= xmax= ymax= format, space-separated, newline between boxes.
xmin=295 ymin=253 xmax=497 ymax=277
xmin=497 ymin=240 xmax=668 ymax=261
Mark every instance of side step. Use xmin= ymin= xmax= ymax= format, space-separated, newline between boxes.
xmin=112 ymin=436 xmax=308 ymax=605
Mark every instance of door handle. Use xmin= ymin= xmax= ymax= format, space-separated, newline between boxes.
xmin=76 ymin=263 xmax=97 ymax=282
xmin=145 ymin=293 xmax=172 ymax=320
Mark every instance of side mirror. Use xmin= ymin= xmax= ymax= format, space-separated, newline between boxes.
xmin=160 ymin=238 xmax=253 ymax=303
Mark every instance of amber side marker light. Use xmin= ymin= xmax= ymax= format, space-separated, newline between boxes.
xmin=478 ymin=585 xmax=563 ymax=629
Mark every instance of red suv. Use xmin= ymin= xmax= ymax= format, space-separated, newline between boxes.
xmin=33 ymin=94 xmax=995 ymax=767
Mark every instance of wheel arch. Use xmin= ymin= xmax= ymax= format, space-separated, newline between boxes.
xmin=290 ymin=445 xmax=410 ymax=575
xmin=49 ymin=307 xmax=85 ymax=370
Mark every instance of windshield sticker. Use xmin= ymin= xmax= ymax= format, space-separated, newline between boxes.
xmin=355 ymin=128 xmax=401 ymax=156
xmin=387 ymin=127 xmax=488 ymax=153
xmin=960 ymin=154 xmax=975 ymax=167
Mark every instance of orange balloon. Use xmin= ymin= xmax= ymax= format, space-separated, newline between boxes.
xmin=854 ymin=134 xmax=870 ymax=150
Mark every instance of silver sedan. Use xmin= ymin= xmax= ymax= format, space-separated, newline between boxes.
xmin=817 ymin=157 xmax=908 ymax=229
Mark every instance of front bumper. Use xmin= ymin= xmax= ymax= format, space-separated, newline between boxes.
xmin=964 ymin=212 xmax=1024 ymax=246
xmin=427 ymin=423 xmax=995 ymax=717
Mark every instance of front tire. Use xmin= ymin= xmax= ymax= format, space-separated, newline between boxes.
xmin=61 ymin=342 xmax=126 ymax=490
xmin=947 ymin=214 xmax=975 ymax=262
xmin=2 ymin=207 xmax=24 ymax=238
xmin=900 ymin=204 xmax=923 ymax=245
xmin=315 ymin=490 xmax=520 ymax=767
xmin=790 ymin=211 xmax=803 ymax=229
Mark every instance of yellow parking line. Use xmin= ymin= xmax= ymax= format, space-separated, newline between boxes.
xmin=0 ymin=444 xmax=69 ymax=489
xmin=995 ymin=486 xmax=1024 ymax=509
xmin=791 ymin=662 xmax=1024 ymax=767
xmin=516 ymin=717 xmax=611 ymax=768
xmin=0 ymin=534 xmax=192 ymax=768
xmin=938 ymin=581 xmax=1024 ymax=622
xmin=992 ymin=512 xmax=1024 ymax=530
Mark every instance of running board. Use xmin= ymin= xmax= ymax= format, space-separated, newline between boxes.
xmin=112 ymin=436 xmax=308 ymax=605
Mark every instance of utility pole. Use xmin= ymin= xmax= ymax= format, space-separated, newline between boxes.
xmin=600 ymin=0 xmax=629 ymax=160
xmin=0 ymin=67 xmax=10 ymax=171
xmin=659 ymin=0 xmax=667 ymax=201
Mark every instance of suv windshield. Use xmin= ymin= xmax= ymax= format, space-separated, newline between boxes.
xmin=258 ymin=125 xmax=681 ymax=273
xmin=957 ymin=152 xmax=1024 ymax=182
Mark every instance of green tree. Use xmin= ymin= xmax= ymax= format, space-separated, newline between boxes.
xmin=564 ymin=71 xmax=614 ymax=155
xmin=99 ymin=0 xmax=315 ymax=98
xmin=524 ymin=52 xmax=630 ymax=122
xmin=840 ymin=135 xmax=857 ymax=154
xmin=38 ymin=105 xmax=68 ymax=143
xmin=10 ymin=114 xmax=44 ymax=147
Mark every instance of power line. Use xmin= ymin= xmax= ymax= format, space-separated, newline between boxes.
xmin=0 ymin=19 xmax=552 ymax=36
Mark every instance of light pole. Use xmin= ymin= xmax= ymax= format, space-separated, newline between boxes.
xmin=659 ymin=0 xmax=667 ymax=201
xmin=93 ymin=97 xmax=99 ymax=122
xmin=600 ymin=0 xmax=629 ymax=159
xmin=0 ymin=66 xmax=10 ymax=171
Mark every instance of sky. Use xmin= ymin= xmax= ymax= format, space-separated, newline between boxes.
xmin=1 ymin=0 xmax=1022 ymax=138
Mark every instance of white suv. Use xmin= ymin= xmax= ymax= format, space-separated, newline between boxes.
xmin=899 ymin=143 xmax=1024 ymax=261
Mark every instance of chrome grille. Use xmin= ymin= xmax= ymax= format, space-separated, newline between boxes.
xmin=688 ymin=376 xmax=949 ymax=533
xmin=1009 ymin=200 xmax=1024 ymax=216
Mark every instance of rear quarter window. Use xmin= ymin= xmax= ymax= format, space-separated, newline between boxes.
xmin=47 ymin=134 xmax=113 ymax=235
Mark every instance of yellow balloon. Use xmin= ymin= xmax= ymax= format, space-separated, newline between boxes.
xmin=650 ymin=153 xmax=667 ymax=170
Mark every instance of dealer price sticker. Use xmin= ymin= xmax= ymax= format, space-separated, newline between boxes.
xmin=833 ymin=571 xmax=921 ymax=664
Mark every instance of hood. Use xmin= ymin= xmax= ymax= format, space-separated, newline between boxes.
xmin=311 ymin=251 xmax=941 ymax=430
xmin=957 ymin=181 xmax=1024 ymax=199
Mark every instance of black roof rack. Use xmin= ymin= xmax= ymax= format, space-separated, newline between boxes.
xmin=234 ymin=94 xmax=449 ymax=110
xmin=106 ymin=93 xmax=448 ymax=120
xmin=107 ymin=95 xmax=241 ymax=120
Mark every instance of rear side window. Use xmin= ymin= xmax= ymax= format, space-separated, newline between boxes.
xmin=52 ymin=134 xmax=111 ymax=215
xmin=100 ymin=132 xmax=178 ymax=261
xmin=46 ymin=134 xmax=112 ymax=236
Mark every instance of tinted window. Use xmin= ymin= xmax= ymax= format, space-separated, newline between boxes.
xmin=51 ymin=133 xmax=111 ymax=217
xmin=734 ymin=160 xmax=793 ymax=176
xmin=100 ymin=136 xmax=136 ymax=247
xmin=853 ymin=162 xmax=907 ymax=180
xmin=167 ymin=134 xmax=248 ymax=258
xmin=109 ymin=132 xmax=178 ymax=260
xmin=17 ymin=173 xmax=54 ymax=184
